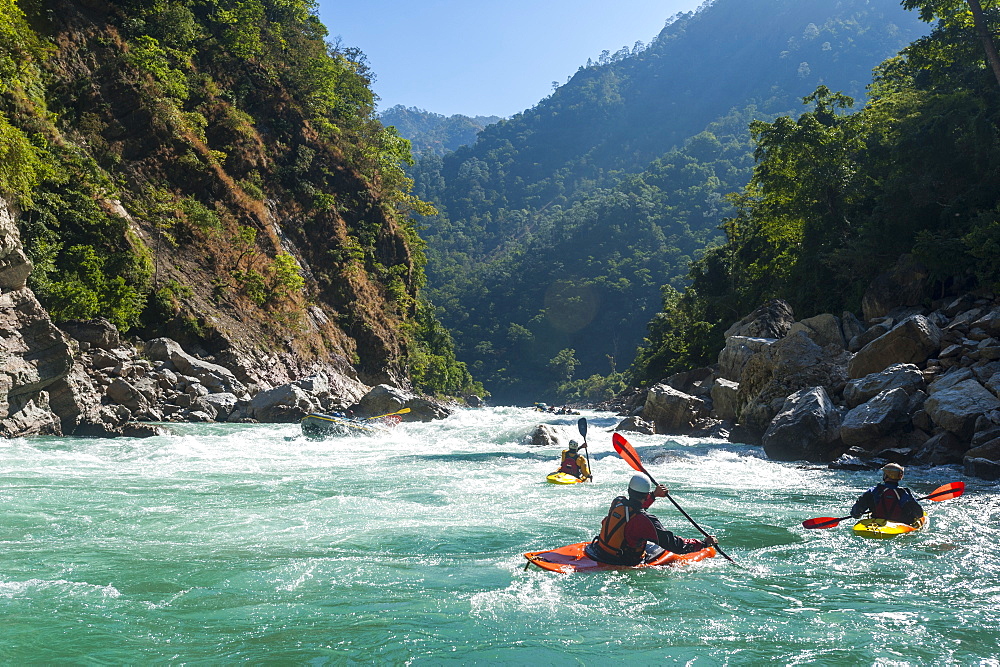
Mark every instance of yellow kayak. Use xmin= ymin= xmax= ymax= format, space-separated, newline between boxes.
xmin=853 ymin=514 xmax=928 ymax=539
xmin=546 ymin=472 xmax=584 ymax=485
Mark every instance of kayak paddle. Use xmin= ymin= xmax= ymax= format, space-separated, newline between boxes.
xmin=364 ymin=407 xmax=411 ymax=421
xmin=578 ymin=417 xmax=593 ymax=481
xmin=801 ymin=481 xmax=966 ymax=529
xmin=611 ymin=432 xmax=737 ymax=565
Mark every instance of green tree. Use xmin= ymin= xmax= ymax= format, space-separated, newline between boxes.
xmin=902 ymin=0 xmax=1000 ymax=88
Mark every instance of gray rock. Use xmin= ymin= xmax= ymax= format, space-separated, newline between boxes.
xmin=202 ymin=392 xmax=238 ymax=421
xmin=843 ymin=363 xmax=924 ymax=408
xmin=615 ymin=415 xmax=655 ymax=435
xmin=762 ymin=386 xmax=844 ymax=462
xmin=848 ymin=315 xmax=942 ymax=379
xmin=710 ymin=378 xmax=739 ymax=421
xmin=724 ymin=299 xmax=795 ymax=340
xmin=643 ymin=383 xmax=709 ymax=433
xmin=718 ymin=336 xmax=777 ymax=383
xmin=924 ymin=378 xmax=1000 ymax=440
xmin=788 ymin=313 xmax=845 ymax=348
xmin=737 ymin=331 xmax=850 ymax=435
xmin=840 ymin=388 xmax=911 ymax=448
xmin=58 ymin=318 xmax=120 ymax=350
xmin=848 ymin=321 xmax=891 ymax=354
xmin=841 ymin=312 xmax=865 ymax=347
xmin=248 ymin=383 xmax=320 ymax=422
xmin=965 ymin=457 xmax=1000 ymax=480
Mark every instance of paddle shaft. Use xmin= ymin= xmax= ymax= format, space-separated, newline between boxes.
xmin=365 ymin=407 xmax=411 ymax=421
xmin=612 ymin=433 xmax=736 ymax=565
xmin=577 ymin=417 xmax=592 ymax=481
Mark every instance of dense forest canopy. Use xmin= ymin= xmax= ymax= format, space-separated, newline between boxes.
xmin=0 ymin=0 xmax=482 ymax=398
xmin=410 ymin=0 xmax=926 ymax=404
xmin=633 ymin=0 xmax=1000 ymax=386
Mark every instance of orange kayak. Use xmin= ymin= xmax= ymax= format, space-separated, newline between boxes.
xmin=524 ymin=541 xmax=715 ymax=573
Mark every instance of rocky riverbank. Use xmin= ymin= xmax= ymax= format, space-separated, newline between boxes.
xmin=0 ymin=198 xmax=453 ymax=438
xmin=615 ymin=283 xmax=1000 ymax=481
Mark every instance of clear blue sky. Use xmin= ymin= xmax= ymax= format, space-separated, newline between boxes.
xmin=315 ymin=0 xmax=704 ymax=118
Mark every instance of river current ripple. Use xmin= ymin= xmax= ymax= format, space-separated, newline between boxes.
xmin=1 ymin=407 xmax=998 ymax=663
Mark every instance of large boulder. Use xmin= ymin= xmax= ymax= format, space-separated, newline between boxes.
xmin=847 ymin=315 xmax=942 ymax=379
xmin=839 ymin=388 xmax=911 ymax=448
xmin=247 ymin=383 xmax=320 ymax=422
xmin=737 ymin=331 xmax=851 ymax=435
xmin=762 ymin=386 xmax=844 ymax=462
xmin=643 ymin=383 xmax=709 ymax=432
xmin=355 ymin=384 xmax=452 ymax=422
xmin=718 ymin=336 xmax=777 ymax=383
xmin=615 ymin=415 xmax=655 ymax=435
xmin=355 ymin=384 xmax=409 ymax=417
xmin=912 ymin=431 xmax=966 ymax=466
xmin=710 ymin=378 xmax=739 ymax=421
xmin=843 ymin=363 xmax=925 ymax=408
xmin=788 ymin=313 xmax=845 ymax=349
xmin=924 ymin=378 xmax=1000 ymax=440
xmin=724 ymin=299 xmax=795 ymax=339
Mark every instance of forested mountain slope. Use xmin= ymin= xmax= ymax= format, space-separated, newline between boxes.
xmin=634 ymin=0 xmax=1000 ymax=385
xmin=0 ymin=0 xmax=478 ymax=397
xmin=412 ymin=0 xmax=925 ymax=404
xmin=379 ymin=106 xmax=501 ymax=158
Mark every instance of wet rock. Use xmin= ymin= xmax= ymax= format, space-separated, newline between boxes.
xmin=615 ymin=415 xmax=655 ymax=435
xmin=912 ymin=431 xmax=966 ymax=466
xmin=762 ymin=386 xmax=844 ymax=462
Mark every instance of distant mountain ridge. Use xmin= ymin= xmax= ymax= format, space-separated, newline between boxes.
xmin=410 ymin=0 xmax=927 ymax=403
xmin=379 ymin=105 xmax=502 ymax=158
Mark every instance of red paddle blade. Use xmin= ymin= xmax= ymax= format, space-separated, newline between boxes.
xmin=801 ymin=516 xmax=849 ymax=530
xmin=923 ymin=481 xmax=965 ymax=502
xmin=612 ymin=432 xmax=646 ymax=474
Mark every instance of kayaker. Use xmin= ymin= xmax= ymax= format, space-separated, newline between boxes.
xmin=850 ymin=463 xmax=924 ymax=524
xmin=585 ymin=474 xmax=717 ymax=566
xmin=555 ymin=440 xmax=591 ymax=480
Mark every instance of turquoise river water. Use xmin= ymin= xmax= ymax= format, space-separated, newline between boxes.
xmin=1 ymin=407 xmax=999 ymax=664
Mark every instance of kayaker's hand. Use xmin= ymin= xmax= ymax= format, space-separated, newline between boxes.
xmin=653 ymin=484 xmax=668 ymax=498
xmin=703 ymin=535 xmax=718 ymax=547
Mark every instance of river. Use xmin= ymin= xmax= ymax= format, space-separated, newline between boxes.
xmin=1 ymin=407 xmax=998 ymax=663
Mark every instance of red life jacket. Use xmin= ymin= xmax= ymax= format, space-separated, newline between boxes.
xmin=559 ymin=451 xmax=581 ymax=477
xmin=872 ymin=485 xmax=909 ymax=522
xmin=590 ymin=496 xmax=645 ymax=564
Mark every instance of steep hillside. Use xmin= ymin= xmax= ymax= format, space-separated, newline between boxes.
xmin=379 ymin=105 xmax=501 ymax=158
xmin=0 ymin=0 xmax=479 ymax=398
xmin=412 ymin=0 xmax=926 ymax=403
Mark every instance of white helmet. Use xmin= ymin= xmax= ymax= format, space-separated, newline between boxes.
xmin=628 ymin=474 xmax=654 ymax=495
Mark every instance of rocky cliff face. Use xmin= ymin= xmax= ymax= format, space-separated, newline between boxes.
xmin=0 ymin=196 xmax=77 ymax=436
